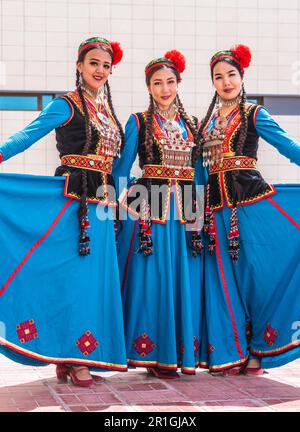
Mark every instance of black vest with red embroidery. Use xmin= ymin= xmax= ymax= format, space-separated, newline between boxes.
xmin=54 ymin=91 xmax=118 ymax=206
xmin=207 ymin=104 xmax=275 ymax=210
xmin=123 ymin=112 xmax=198 ymax=223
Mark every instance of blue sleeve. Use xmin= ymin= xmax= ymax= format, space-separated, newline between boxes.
xmin=112 ymin=114 xmax=139 ymax=197
xmin=194 ymin=156 xmax=208 ymax=186
xmin=0 ymin=98 xmax=72 ymax=161
xmin=255 ymin=106 xmax=300 ymax=167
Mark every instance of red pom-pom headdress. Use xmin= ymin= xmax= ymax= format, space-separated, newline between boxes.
xmin=210 ymin=44 xmax=252 ymax=73
xmin=110 ymin=41 xmax=123 ymax=66
xmin=145 ymin=50 xmax=186 ymax=77
xmin=164 ymin=50 xmax=186 ymax=74
xmin=78 ymin=37 xmax=123 ymax=66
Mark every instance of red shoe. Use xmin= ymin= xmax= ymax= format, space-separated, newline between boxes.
xmin=68 ymin=366 xmax=95 ymax=387
xmin=244 ymin=367 xmax=265 ymax=376
xmin=147 ymin=367 xmax=180 ymax=379
xmin=222 ymin=367 xmax=241 ymax=376
xmin=56 ymin=364 xmax=103 ymax=384
xmin=56 ymin=364 xmax=70 ymax=383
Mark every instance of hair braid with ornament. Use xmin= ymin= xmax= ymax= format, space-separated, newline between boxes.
xmin=235 ymin=83 xmax=248 ymax=156
xmin=230 ymin=83 xmax=248 ymax=204
xmin=105 ymin=81 xmax=125 ymax=152
xmin=176 ymin=95 xmax=200 ymax=166
xmin=198 ymin=91 xmax=218 ymax=144
xmin=76 ymin=69 xmax=92 ymax=222
xmin=144 ymin=93 xmax=155 ymax=164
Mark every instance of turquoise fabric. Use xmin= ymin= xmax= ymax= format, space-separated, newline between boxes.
xmin=0 ymin=173 xmax=127 ymax=371
xmin=202 ymin=107 xmax=300 ymax=371
xmin=113 ymin=114 xmax=207 ymax=373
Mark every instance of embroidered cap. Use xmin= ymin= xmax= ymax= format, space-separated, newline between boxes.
xmin=210 ymin=44 xmax=252 ymax=73
xmin=145 ymin=50 xmax=186 ymax=78
xmin=78 ymin=37 xmax=123 ymax=66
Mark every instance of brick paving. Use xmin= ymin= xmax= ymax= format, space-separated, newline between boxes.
xmin=0 ymin=355 xmax=300 ymax=412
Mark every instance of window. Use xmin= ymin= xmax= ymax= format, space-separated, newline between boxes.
xmin=247 ymin=95 xmax=300 ymax=115
xmin=0 ymin=92 xmax=64 ymax=111
xmin=247 ymin=96 xmax=264 ymax=105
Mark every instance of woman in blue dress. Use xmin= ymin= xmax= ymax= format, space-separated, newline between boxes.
xmin=113 ymin=50 xmax=207 ymax=379
xmin=199 ymin=44 xmax=300 ymax=375
xmin=0 ymin=37 xmax=127 ymax=386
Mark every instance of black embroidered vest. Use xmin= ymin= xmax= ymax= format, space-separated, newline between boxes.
xmin=206 ymin=104 xmax=276 ymax=210
xmin=54 ymin=91 xmax=119 ymax=206
xmin=121 ymin=112 xmax=199 ymax=223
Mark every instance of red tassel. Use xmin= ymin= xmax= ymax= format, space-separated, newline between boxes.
xmin=228 ymin=206 xmax=239 ymax=262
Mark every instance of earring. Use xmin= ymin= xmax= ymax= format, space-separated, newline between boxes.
xmin=216 ymin=94 xmax=220 ymax=111
xmin=78 ymin=73 xmax=83 ymax=87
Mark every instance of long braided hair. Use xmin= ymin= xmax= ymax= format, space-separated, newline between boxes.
xmin=105 ymin=81 xmax=125 ymax=152
xmin=76 ymin=68 xmax=92 ymax=227
xmin=176 ymin=94 xmax=199 ymax=166
xmin=76 ymin=46 xmax=124 ymax=248
xmin=144 ymin=65 xmax=199 ymax=166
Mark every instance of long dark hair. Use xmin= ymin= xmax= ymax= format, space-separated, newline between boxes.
xmin=76 ymin=46 xmax=124 ymax=246
xmin=145 ymin=65 xmax=199 ymax=166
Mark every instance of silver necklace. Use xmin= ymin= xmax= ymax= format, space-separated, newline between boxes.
xmin=81 ymin=84 xmax=104 ymax=105
xmin=154 ymin=102 xmax=178 ymax=120
xmin=219 ymin=95 xmax=241 ymax=107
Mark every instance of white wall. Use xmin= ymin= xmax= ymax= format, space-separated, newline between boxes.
xmin=0 ymin=0 xmax=300 ymax=182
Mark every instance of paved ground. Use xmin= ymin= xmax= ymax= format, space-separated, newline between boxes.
xmin=0 ymin=355 xmax=300 ymax=412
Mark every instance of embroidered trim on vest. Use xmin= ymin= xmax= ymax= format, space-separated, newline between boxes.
xmin=59 ymin=96 xmax=75 ymax=127
xmin=61 ymin=154 xmax=113 ymax=174
xmin=142 ymin=164 xmax=195 ymax=181
xmin=209 ymin=156 xmax=257 ymax=174
xmin=62 ymin=172 xmax=117 ymax=207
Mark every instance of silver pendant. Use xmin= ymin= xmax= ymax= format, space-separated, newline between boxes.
xmin=163 ymin=120 xmax=181 ymax=133
xmin=97 ymin=112 xmax=110 ymax=126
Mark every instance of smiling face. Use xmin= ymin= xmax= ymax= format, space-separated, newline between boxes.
xmin=212 ymin=61 xmax=243 ymax=101
xmin=148 ymin=67 xmax=178 ymax=110
xmin=77 ymin=48 xmax=112 ymax=92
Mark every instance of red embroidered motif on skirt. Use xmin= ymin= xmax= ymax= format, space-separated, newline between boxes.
xmin=76 ymin=331 xmax=100 ymax=356
xmin=208 ymin=343 xmax=215 ymax=355
xmin=263 ymin=323 xmax=278 ymax=346
xmin=16 ymin=320 xmax=38 ymax=344
xmin=132 ymin=333 xmax=157 ymax=358
xmin=194 ymin=336 xmax=200 ymax=357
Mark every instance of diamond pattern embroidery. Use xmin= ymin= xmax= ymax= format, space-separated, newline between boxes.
xmin=76 ymin=331 xmax=99 ymax=356
xmin=16 ymin=320 xmax=38 ymax=344
xmin=263 ymin=323 xmax=278 ymax=346
xmin=194 ymin=336 xmax=200 ymax=357
xmin=133 ymin=333 xmax=156 ymax=358
xmin=208 ymin=343 xmax=215 ymax=355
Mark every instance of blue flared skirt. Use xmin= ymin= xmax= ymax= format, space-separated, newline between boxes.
xmin=117 ymin=191 xmax=206 ymax=374
xmin=0 ymin=173 xmax=127 ymax=371
xmin=203 ymin=184 xmax=300 ymax=371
